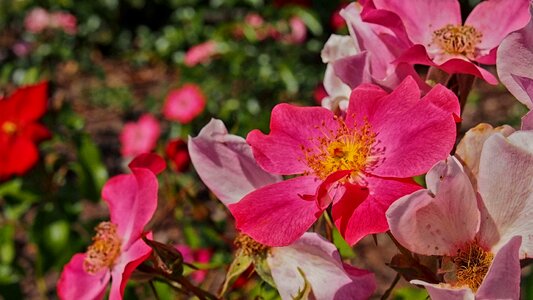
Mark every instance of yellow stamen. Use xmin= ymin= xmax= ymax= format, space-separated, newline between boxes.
xmin=300 ymin=116 xmax=381 ymax=180
xmin=234 ymin=234 xmax=270 ymax=258
xmin=453 ymin=242 xmax=493 ymax=292
xmin=432 ymin=24 xmax=482 ymax=59
xmin=83 ymin=222 xmax=122 ymax=274
xmin=2 ymin=121 xmax=17 ymax=135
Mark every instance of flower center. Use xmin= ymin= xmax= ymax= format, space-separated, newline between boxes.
xmin=301 ymin=116 xmax=379 ymax=180
xmin=234 ymin=234 xmax=270 ymax=258
xmin=453 ymin=242 xmax=493 ymax=292
xmin=83 ymin=222 xmax=122 ymax=274
xmin=2 ymin=121 xmax=17 ymax=135
xmin=432 ymin=24 xmax=482 ymax=58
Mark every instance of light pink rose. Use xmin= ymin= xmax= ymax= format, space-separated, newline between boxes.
xmin=119 ymin=114 xmax=161 ymax=157
xmin=184 ymin=41 xmax=219 ymax=67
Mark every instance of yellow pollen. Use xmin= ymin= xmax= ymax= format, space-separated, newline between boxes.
xmin=234 ymin=234 xmax=270 ymax=258
xmin=2 ymin=121 xmax=17 ymax=135
xmin=453 ymin=242 xmax=494 ymax=292
xmin=432 ymin=24 xmax=482 ymax=58
xmin=83 ymin=222 xmax=122 ymax=274
xmin=301 ymin=117 xmax=380 ymax=180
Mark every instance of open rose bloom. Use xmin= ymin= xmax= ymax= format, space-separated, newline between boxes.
xmin=387 ymin=125 xmax=533 ymax=298
xmin=365 ymin=0 xmax=531 ymax=84
xmin=57 ymin=154 xmax=166 ymax=300
xmin=227 ymin=77 xmax=459 ymax=246
xmin=188 ymin=119 xmax=376 ymax=299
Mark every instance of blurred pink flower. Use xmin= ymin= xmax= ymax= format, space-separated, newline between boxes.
xmin=245 ymin=13 xmax=265 ymax=28
xmin=176 ymin=245 xmax=212 ymax=283
xmin=50 ymin=12 xmax=77 ymax=35
xmin=286 ymin=16 xmax=307 ymax=44
xmin=188 ymin=119 xmax=376 ymax=299
xmin=163 ymin=84 xmax=206 ymax=124
xmin=119 ymin=114 xmax=161 ymax=157
xmin=12 ymin=42 xmax=32 ymax=58
xmin=230 ymin=77 xmax=458 ymax=246
xmin=24 ymin=7 xmax=50 ymax=34
xmin=367 ymin=0 xmax=531 ymax=84
xmin=184 ymin=41 xmax=219 ymax=67
xmin=57 ymin=154 xmax=166 ymax=300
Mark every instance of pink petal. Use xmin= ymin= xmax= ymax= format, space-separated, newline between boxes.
xmin=347 ymin=77 xmax=456 ymax=178
xmin=188 ymin=119 xmax=281 ymax=206
xmin=372 ymin=0 xmax=461 ymax=46
xmin=268 ymin=232 xmax=375 ymax=300
xmin=387 ymin=157 xmax=480 ymax=256
xmin=321 ymin=34 xmax=358 ymax=63
xmin=57 ymin=253 xmax=110 ymax=300
xmin=477 ymin=133 xmax=533 ymax=258
xmin=332 ymin=53 xmax=372 ymax=91
xmin=421 ymin=84 xmax=460 ymax=116
xmin=128 ymin=153 xmax=166 ymax=175
xmin=333 ymin=176 xmax=421 ymax=246
xmin=119 ymin=114 xmax=161 ymax=157
xmin=523 ymin=111 xmax=533 ymax=131
xmin=229 ymin=176 xmax=322 ymax=246
xmin=109 ymin=233 xmax=153 ymax=300
xmin=497 ymin=16 xmax=533 ymax=109
xmin=246 ymin=103 xmax=337 ymax=175
xmin=410 ymin=280 xmax=475 ymax=300
xmin=477 ymin=236 xmax=521 ymax=300
xmin=465 ymin=0 xmax=530 ymax=52
xmin=102 ymin=168 xmax=159 ymax=248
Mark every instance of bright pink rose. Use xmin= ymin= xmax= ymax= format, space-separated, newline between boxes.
xmin=184 ymin=41 xmax=219 ymax=67
xmin=366 ymin=0 xmax=531 ymax=84
xmin=119 ymin=114 xmax=161 ymax=157
xmin=50 ymin=12 xmax=77 ymax=35
xmin=24 ymin=7 xmax=50 ymax=34
xmin=163 ymin=84 xmax=206 ymax=124
xmin=188 ymin=119 xmax=376 ymax=299
xmin=228 ymin=77 xmax=459 ymax=246
xmin=57 ymin=154 xmax=166 ymax=300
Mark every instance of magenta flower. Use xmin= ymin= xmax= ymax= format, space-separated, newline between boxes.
xmin=163 ymin=84 xmax=206 ymax=124
xmin=387 ymin=143 xmax=533 ymax=298
xmin=228 ymin=77 xmax=458 ymax=246
xmin=57 ymin=154 xmax=166 ymax=300
xmin=50 ymin=11 xmax=77 ymax=35
xmin=367 ymin=0 xmax=531 ymax=84
xmin=119 ymin=114 xmax=161 ymax=157
xmin=184 ymin=40 xmax=219 ymax=67
xmin=188 ymin=119 xmax=376 ymax=299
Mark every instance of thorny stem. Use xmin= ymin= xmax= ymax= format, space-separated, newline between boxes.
xmin=381 ymin=273 xmax=401 ymax=300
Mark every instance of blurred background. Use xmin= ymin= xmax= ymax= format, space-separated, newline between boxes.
xmin=0 ymin=0 xmax=531 ymax=299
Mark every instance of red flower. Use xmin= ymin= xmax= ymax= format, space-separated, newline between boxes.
xmin=165 ymin=138 xmax=190 ymax=172
xmin=0 ymin=82 xmax=50 ymax=181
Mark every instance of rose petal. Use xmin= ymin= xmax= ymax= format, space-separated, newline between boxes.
xmin=410 ymin=280 xmax=475 ymax=300
xmin=57 ymin=253 xmax=110 ymax=300
xmin=229 ymin=176 xmax=322 ymax=246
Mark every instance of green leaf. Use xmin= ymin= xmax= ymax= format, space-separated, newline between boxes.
xmin=333 ymin=228 xmax=355 ymax=259
xmin=292 ymin=268 xmax=312 ymax=300
xmin=254 ymin=255 xmax=276 ymax=288
xmin=219 ymin=249 xmax=253 ymax=297
xmin=393 ymin=286 xmax=429 ymax=300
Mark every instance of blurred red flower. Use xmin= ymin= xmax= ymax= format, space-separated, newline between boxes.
xmin=163 ymin=84 xmax=206 ymax=124
xmin=0 ymin=82 xmax=50 ymax=181
xmin=165 ymin=138 xmax=190 ymax=172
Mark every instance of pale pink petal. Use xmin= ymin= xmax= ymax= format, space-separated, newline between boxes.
xmin=523 ymin=111 xmax=533 ymax=131
xmin=497 ymin=16 xmax=533 ymax=109
xmin=333 ymin=176 xmax=421 ymax=245
xmin=102 ymin=168 xmax=159 ymax=248
xmin=128 ymin=153 xmax=166 ymax=175
xmin=119 ymin=114 xmax=161 ymax=157
xmin=268 ymin=232 xmax=375 ymax=300
xmin=410 ymin=280 xmax=475 ymax=300
xmin=372 ymin=0 xmax=461 ymax=46
xmin=332 ymin=53 xmax=372 ymax=90
xmin=387 ymin=157 xmax=480 ymax=256
xmin=465 ymin=0 xmax=530 ymax=52
xmin=456 ymin=123 xmax=515 ymax=187
xmin=246 ymin=103 xmax=337 ymax=175
xmin=229 ymin=176 xmax=322 ymax=246
xmin=323 ymin=64 xmax=353 ymax=109
xmin=477 ymin=236 xmax=521 ymax=300
xmin=57 ymin=253 xmax=110 ymax=300
xmin=347 ymin=77 xmax=456 ymax=178
xmin=477 ymin=133 xmax=533 ymax=257
xmin=321 ymin=34 xmax=359 ymax=63
xmin=109 ymin=233 xmax=152 ymax=300
xmin=188 ymin=119 xmax=281 ymax=206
